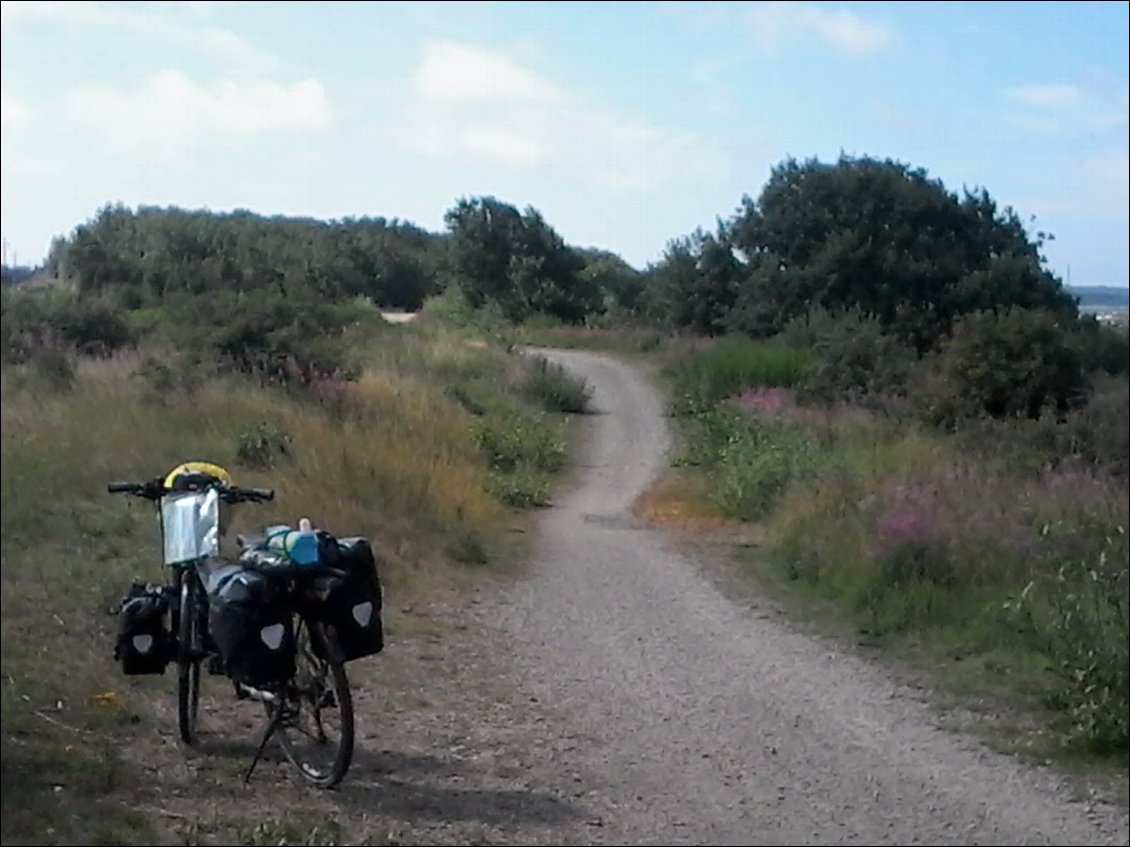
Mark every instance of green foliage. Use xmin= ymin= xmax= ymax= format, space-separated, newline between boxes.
xmin=8 ymin=344 xmax=78 ymax=392
xmin=668 ymin=336 xmax=811 ymax=414
xmin=677 ymin=409 xmax=819 ymax=520
xmin=2 ymin=286 xmax=135 ymax=362
xmin=1053 ymin=376 xmax=1130 ymax=476
xmin=1005 ymin=529 xmax=1129 ymax=754
xmin=517 ymin=354 xmax=592 ymax=414
xmin=1072 ymin=316 xmax=1129 ymax=376
xmin=780 ymin=308 xmax=917 ymax=403
xmin=918 ymin=307 xmax=1090 ymax=425
xmin=643 ymin=231 xmax=740 ymax=335
xmin=726 ymin=154 xmax=1077 ymax=350
xmin=473 ymin=410 xmax=567 ymax=508
xmin=576 ymin=247 xmax=646 ymax=321
xmin=444 ymin=196 xmax=599 ymax=324
xmin=58 ymin=203 xmax=444 ymax=309
xmin=236 ymin=422 xmax=293 ymax=469
xmin=474 ymin=413 xmax=566 ymax=475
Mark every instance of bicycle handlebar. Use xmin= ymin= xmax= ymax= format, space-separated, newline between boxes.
xmin=107 ymin=481 xmax=274 ymax=503
xmin=107 ymin=480 xmax=165 ymax=499
xmin=225 ymin=487 xmax=275 ymax=504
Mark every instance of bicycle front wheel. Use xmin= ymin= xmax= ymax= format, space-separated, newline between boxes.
xmin=177 ymin=568 xmax=205 ymax=746
xmin=269 ymin=620 xmax=354 ymax=788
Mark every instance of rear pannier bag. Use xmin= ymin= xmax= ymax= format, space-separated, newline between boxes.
xmin=299 ymin=537 xmax=383 ymax=661
xmin=207 ymin=566 xmax=295 ymax=687
xmin=114 ymin=583 xmax=174 ymax=675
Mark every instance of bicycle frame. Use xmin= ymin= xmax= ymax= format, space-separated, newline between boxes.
xmin=110 ymin=474 xmax=355 ymax=787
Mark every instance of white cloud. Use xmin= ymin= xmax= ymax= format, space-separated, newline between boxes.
xmin=415 ymin=40 xmax=564 ymax=104
xmin=1 ymin=91 xmax=33 ymax=134
xmin=406 ymin=40 xmax=724 ymax=190
xmin=1081 ymin=150 xmax=1130 ymax=185
xmin=1001 ymin=83 xmax=1128 ymax=135
xmin=1 ymin=1 xmax=274 ymax=72
xmin=180 ymin=0 xmax=213 ymax=15
xmin=1015 ymin=150 xmax=1129 ymax=222
xmin=63 ymin=71 xmax=332 ymax=155
xmin=1004 ymin=84 xmax=1084 ymax=108
xmin=749 ymin=2 xmax=892 ymax=55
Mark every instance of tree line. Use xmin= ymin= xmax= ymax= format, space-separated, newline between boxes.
xmin=4 ymin=153 xmax=1126 ymax=430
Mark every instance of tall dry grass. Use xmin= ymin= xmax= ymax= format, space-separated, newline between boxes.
xmin=0 ymin=324 xmax=571 ymax=842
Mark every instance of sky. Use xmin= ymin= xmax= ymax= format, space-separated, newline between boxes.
xmin=1 ymin=1 xmax=1127 ymax=287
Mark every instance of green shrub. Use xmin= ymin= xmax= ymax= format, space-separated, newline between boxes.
xmin=473 ymin=414 xmax=566 ymax=474
xmin=780 ymin=308 xmax=917 ymax=403
xmin=2 ymin=288 xmax=136 ymax=362
xmin=917 ymin=307 xmax=1090 ymax=425
xmin=237 ymin=422 xmax=293 ymax=469
xmin=669 ymin=336 xmax=811 ymax=415
xmin=485 ymin=468 xmax=552 ymax=508
xmin=678 ymin=409 xmax=819 ymax=519
xmin=518 ymin=354 xmax=592 ymax=414
xmin=1005 ymin=528 xmax=1129 ymax=754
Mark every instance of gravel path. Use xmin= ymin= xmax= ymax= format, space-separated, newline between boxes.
xmin=475 ymin=348 xmax=1128 ymax=846
xmin=136 ymin=348 xmax=1128 ymax=846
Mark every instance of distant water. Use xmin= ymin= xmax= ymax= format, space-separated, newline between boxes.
xmin=1068 ymin=285 xmax=1129 ymax=313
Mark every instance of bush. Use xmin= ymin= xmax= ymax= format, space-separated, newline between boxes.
xmin=2 ymin=288 xmax=136 ymax=362
xmin=780 ymin=308 xmax=917 ymax=404
xmin=236 ymin=422 xmax=293 ymax=469
xmin=473 ymin=414 xmax=566 ymax=474
xmin=669 ymin=336 xmax=811 ymax=415
xmin=917 ymin=307 xmax=1090 ymax=426
xmin=678 ymin=409 xmax=819 ymax=519
xmin=517 ymin=354 xmax=592 ymax=414
xmin=1005 ymin=529 xmax=1129 ymax=754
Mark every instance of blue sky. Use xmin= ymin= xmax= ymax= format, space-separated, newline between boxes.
xmin=1 ymin=1 xmax=1127 ymax=287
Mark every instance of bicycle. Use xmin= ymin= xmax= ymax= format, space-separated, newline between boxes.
xmin=108 ymin=464 xmax=360 ymax=789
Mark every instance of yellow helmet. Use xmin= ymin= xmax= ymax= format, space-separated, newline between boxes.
xmin=163 ymin=461 xmax=233 ymax=490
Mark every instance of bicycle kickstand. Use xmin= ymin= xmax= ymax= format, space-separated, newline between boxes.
xmin=244 ymin=702 xmax=284 ymax=785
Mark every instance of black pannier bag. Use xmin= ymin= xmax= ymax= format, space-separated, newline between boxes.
xmin=114 ymin=583 xmax=174 ymax=674
xmin=206 ymin=565 xmax=295 ymax=687
xmin=298 ymin=536 xmax=384 ymax=662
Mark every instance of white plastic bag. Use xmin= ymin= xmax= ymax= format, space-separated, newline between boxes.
xmin=161 ymin=489 xmax=220 ymax=565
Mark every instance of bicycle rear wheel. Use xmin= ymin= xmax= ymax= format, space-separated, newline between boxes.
xmin=176 ymin=568 xmax=205 ymax=746
xmin=268 ymin=619 xmax=354 ymax=788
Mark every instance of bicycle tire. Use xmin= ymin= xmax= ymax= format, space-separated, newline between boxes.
xmin=177 ymin=569 xmax=204 ymax=746
xmin=269 ymin=620 xmax=354 ymax=788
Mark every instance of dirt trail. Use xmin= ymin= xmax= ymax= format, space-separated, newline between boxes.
xmin=137 ymin=349 xmax=1128 ymax=846
xmin=476 ymin=348 xmax=1128 ymax=846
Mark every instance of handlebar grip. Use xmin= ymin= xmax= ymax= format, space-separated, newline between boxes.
xmin=108 ymin=482 xmax=139 ymax=494
xmin=223 ymin=486 xmax=275 ymax=502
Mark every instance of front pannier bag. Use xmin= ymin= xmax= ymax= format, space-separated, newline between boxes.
xmin=114 ymin=583 xmax=174 ymax=674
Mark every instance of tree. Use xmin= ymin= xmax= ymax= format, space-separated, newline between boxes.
xmin=727 ymin=154 xmax=1078 ymax=351
xmin=443 ymin=196 xmax=597 ymax=323
xmin=642 ymin=229 xmax=741 ymax=335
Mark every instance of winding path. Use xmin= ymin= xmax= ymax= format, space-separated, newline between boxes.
xmin=480 ymin=348 xmax=1128 ymax=846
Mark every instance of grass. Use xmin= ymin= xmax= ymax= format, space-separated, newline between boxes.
xmin=665 ymin=335 xmax=812 ymax=415
xmin=0 ymin=322 xmax=580 ymax=845
xmin=654 ymin=339 xmax=1129 ymax=773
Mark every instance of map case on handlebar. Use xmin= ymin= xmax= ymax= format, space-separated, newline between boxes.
xmin=162 ymin=489 xmax=220 ymax=565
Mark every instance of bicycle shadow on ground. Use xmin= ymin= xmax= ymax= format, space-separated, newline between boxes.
xmin=328 ymin=746 xmax=591 ymax=827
